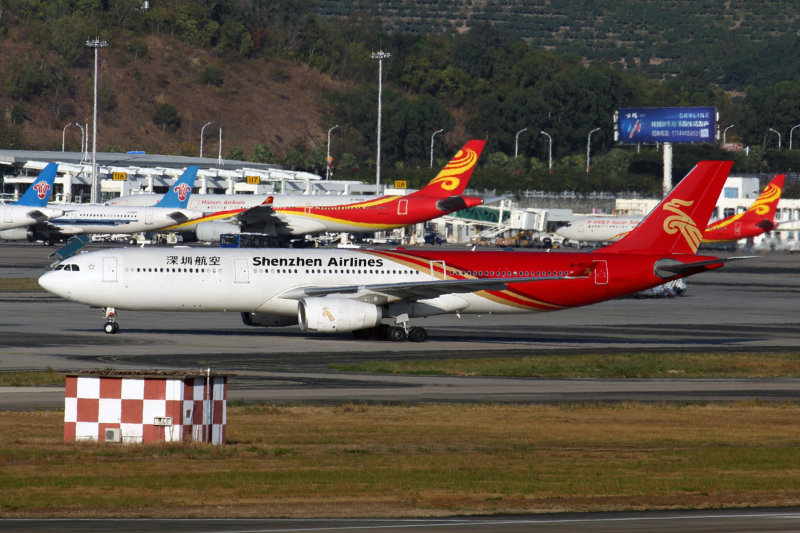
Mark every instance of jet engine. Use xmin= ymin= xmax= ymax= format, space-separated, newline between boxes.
xmin=298 ymin=297 xmax=383 ymax=333
xmin=195 ymin=221 xmax=240 ymax=243
xmin=241 ymin=312 xmax=297 ymax=328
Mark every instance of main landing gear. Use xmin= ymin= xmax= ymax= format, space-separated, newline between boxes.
xmin=103 ymin=307 xmax=119 ymax=334
xmin=352 ymin=316 xmax=428 ymax=342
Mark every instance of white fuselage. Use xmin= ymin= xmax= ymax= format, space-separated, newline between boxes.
xmin=43 ymin=204 xmax=204 ymax=236
xmin=107 ymin=193 xmax=374 ymax=211
xmin=556 ymin=216 xmax=642 ymax=242
xmin=39 ymin=247 xmax=511 ymax=317
xmin=0 ymin=204 xmax=64 ymax=230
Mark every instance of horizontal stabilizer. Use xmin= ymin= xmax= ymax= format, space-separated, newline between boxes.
xmin=654 ymin=256 xmax=755 ymax=279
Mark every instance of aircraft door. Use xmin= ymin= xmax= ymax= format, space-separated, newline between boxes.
xmin=102 ymin=257 xmax=118 ymax=283
xmin=234 ymin=258 xmax=249 ymax=283
xmin=594 ymin=260 xmax=608 ymax=285
xmin=4 ymin=208 xmax=12 ymax=224
xmin=398 ymin=198 xmax=408 ymax=216
xmin=735 ymin=221 xmax=742 ymax=237
xmin=429 ymin=260 xmax=446 ymax=280
xmin=145 ymin=210 xmax=154 ymax=225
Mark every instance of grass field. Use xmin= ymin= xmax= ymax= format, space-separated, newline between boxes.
xmin=330 ymin=352 xmax=800 ymax=378
xmin=1 ymin=402 xmax=800 ymax=517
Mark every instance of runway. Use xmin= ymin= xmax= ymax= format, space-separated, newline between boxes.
xmin=1 ymin=244 xmax=799 ymax=408
xmin=3 ymin=508 xmax=800 ymax=532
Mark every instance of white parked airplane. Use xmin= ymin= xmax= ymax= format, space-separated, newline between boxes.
xmin=0 ymin=163 xmax=63 ymax=231
xmin=39 ymin=161 xmax=739 ymax=340
xmin=0 ymin=166 xmax=203 ymax=244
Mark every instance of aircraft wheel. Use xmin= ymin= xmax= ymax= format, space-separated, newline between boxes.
xmin=104 ymin=322 xmax=119 ymax=334
xmin=407 ymin=327 xmax=427 ymax=343
xmin=352 ymin=328 xmax=372 ymax=339
xmin=129 ymin=238 xmax=137 ymax=245
xmin=388 ymin=326 xmax=406 ymax=342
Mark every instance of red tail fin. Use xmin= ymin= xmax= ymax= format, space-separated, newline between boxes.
xmin=703 ymin=174 xmax=784 ymax=239
xmin=413 ymin=140 xmax=486 ymax=197
xmin=602 ymin=161 xmax=733 ymax=254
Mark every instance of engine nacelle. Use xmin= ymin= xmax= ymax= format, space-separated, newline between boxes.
xmin=241 ymin=312 xmax=297 ymax=328
xmin=298 ymin=297 xmax=383 ymax=333
xmin=195 ymin=221 xmax=239 ymax=242
xmin=0 ymin=227 xmax=30 ymax=241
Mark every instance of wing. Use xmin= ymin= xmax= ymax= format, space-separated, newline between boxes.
xmin=279 ymin=265 xmax=593 ymax=302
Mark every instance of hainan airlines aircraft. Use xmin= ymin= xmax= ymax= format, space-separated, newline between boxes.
xmin=556 ymin=174 xmax=785 ymax=245
xmin=106 ymin=140 xmax=486 ymax=242
xmin=0 ymin=163 xmax=63 ymax=231
xmin=0 ymin=167 xmax=203 ymax=244
xmin=40 ymin=161 xmax=738 ymax=341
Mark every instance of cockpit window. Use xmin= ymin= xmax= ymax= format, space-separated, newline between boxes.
xmin=54 ymin=265 xmax=64 ymax=270
xmin=57 ymin=264 xmax=80 ymax=271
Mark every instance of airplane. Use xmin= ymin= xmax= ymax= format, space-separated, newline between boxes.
xmin=0 ymin=163 xmax=63 ymax=231
xmin=556 ymin=174 xmax=786 ymax=245
xmin=40 ymin=160 xmax=739 ymax=341
xmin=105 ymin=140 xmax=487 ymax=242
xmin=0 ymin=166 xmax=203 ymax=245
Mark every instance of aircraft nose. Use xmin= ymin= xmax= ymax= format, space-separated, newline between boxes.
xmin=38 ymin=271 xmax=64 ymax=296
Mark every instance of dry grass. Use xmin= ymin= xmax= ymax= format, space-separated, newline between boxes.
xmin=331 ymin=352 xmax=800 ymax=378
xmin=2 ymin=402 xmax=800 ymax=517
xmin=0 ymin=278 xmax=40 ymax=291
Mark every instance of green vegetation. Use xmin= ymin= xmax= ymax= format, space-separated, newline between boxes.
xmin=2 ymin=1 xmax=800 ymax=194
xmin=0 ymin=370 xmax=65 ymax=387
xmin=2 ymin=402 xmax=799 ymax=517
xmin=330 ymin=352 xmax=800 ymax=378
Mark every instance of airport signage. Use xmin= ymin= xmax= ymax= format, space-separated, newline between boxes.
xmin=616 ymin=107 xmax=716 ymax=144
xmin=394 ymin=180 xmax=408 ymax=189
xmin=245 ymin=175 xmax=261 ymax=185
xmin=112 ymin=172 xmax=127 ymax=181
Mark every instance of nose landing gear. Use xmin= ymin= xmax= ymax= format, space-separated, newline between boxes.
xmin=103 ymin=307 xmax=119 ymax=334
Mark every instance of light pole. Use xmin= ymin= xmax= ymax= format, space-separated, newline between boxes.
xmin=62 ymin=122 xmax=77 ymax=152
xmin=430 ymin=128 xmax=444 ymax=168
xmin=540 ymin=130 xmax=552 ymax=170
xmin=86 ymin=37 xmax=107 ymax=204
xmin=200 ymin=121 xmax=212 ymax=157
xmin=722 ymin=124 xmax=734 ymax=145
xmin=515 ymin=128 xmax=528 ymax=158
xmin=371 ymin=50 xmax=390 ymax=194
xmin=326 ymin=124 xmax=339 ymax=180
xmin=769 ymin=127 xmax=782 ymax=149
xmin=586 ymin=127 xmax=600 ymax=173
xmin=791 ymin=124 xmax=800 ymax=150
xmin=217 ymin=128 xmax=223 ymax=166
xmin=74 ymin=123 xmax=87 ymax=163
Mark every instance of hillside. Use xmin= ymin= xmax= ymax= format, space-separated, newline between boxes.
xmin=2 ymin=32 xmax=347 ymax=161
xmin=315 ymin=0 xmax=800 ymax=87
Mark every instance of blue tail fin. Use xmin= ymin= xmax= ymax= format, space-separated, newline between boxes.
xmin=16 ymin=163 xmax=58 ymax=207
xmin=154 ymin=166 xmax=198 ymax=208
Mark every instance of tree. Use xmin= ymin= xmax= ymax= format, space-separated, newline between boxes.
xmin=252 ymin=143 xmax=273 ymax=163
xmin=152 ymin=104 xmax=181 ymax=132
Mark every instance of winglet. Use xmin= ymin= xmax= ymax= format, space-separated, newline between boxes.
xmin=414 ymin=140 xmax=486 ymax=197
xmin=154 ymin=166 xmax=198 ymax=208
xmin=601 ymin=161 xmax=733 ymax=255
xmin=16 ymin=163 xmax=58 ymax=207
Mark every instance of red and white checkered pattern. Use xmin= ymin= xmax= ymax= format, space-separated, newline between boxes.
xmin=65 ymin=374 xmax=227 ymax=444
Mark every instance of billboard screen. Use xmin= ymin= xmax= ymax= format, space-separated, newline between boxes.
xmin=616 ymin=107 xmax=716 ymax=144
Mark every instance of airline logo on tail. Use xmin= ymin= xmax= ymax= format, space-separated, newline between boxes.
xmin=662 ymin=199 xmax=701 ymax=253
xmin=33 ymin=181 xmax=52 ymax=200
xmin=748 ymin=180 xmax=781 ymax=215
xmin=428 ymin=146 xmax=480 ymax=192
xmin=173 ymin=183 xmax=192 ymax=202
